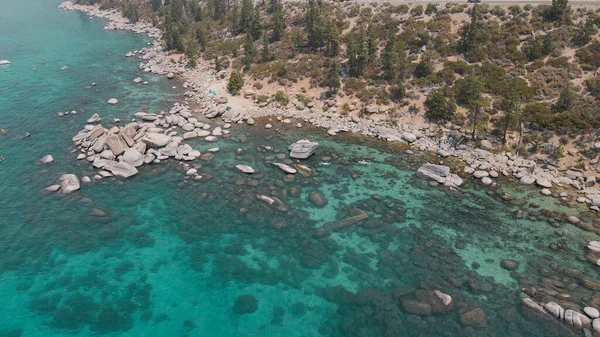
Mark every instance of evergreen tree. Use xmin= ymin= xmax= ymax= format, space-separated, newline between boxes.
xmin=231 ymin=4 xmax=241 ymax=34
xmin=151 ymin=0 xmax=161 ymax=12
xmin=261 ymin=35 xmax=270 ymax=63
xmin=271 ymin=8 xmax=285 ymax=42
xmin=228 ymin=70 xmax=245 ymax=95
xmin=249 ymin=8 xmax=262 ymax=40
xmin=365 ymin=22 xmax=377 ymax=64
xmin=347 ymin=38 xmax=365 ymax=77
xmin=243 ymin=34 xmax=257 ymax=70
xmin=500 ymin=79 xmax=521 ymax=145
xmin=414 ymin=59 xmax=432 ymax=78
xmin=445 ymin=94 xmax=457 ymax=120
xmin=460 ymin=5 xmax=480 ymax=59
xmin=324 ymin=20 xmax=340 ymax=57
xmin=457 ymin=75 xmax=484 ymax=139
xmin=196 ymin=27 xmax=207 ymax=51
xmin=191 ymin=2 xmax=202 ymax=22
xmin=269 ymin=0 xmax=281 ymax=13
xmin=169 ymin=0 xmax=184 ymax=22
xmin=425 ymin=89 xmax=449 ymax=121
xmin=553 ymin=85 xmax=575 ymax=112
xmin=165 ymin=22 xmax=185 ymax=52
xmin=186 ymin=41 xmax=198 ymax=68
xmin=306 ymin=0 xmax=324 ymax=49
xmin=381 ymin=34 xmax=398 ymax=80
xmin=212 ymin=0 xmax=226 ymax=20
xmin=322 ymin=62 xmax=341 ymax=92
xmin=546 ymin=0 xmax=570 ymax=22
xmin=240 ymin=0 xmax=253 ymax=32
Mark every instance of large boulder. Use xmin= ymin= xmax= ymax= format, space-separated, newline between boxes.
xmin=106 ymin=135 xmax=127 ymax=156
xmin=289 ymin=140 xmax=319 ymax=159
xmin=141 ymin=133 xmax=172 ymax=148
xmin=59 ymin=174 xmax=80 ymax=194
xmin=272 ymin=163 xmax=297 ymax=174
xmin=107 ymin=98 xmax=118 ymax=105
xmin=106 ymin=162 xmax=138 ymax=178
xmin=401 ymin=300 xmax=431 ymax=315
xmin=122 ymin=148 xmax=144 ymax=167
xmin=417 ymin=163 xmax=463 ymax=187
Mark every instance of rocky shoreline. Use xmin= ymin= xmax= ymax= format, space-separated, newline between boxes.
xmin=57 ymin=1 xmax=600 ymax=214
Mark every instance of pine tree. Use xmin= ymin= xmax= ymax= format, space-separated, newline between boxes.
xmin=365 ymin=22 xmax=377 ymax=64
xmin=500 ymin=79 xmax=521 ymax=145
xmin=324 ymin=20 xmax=340 ymax=57
xmin=269 ymin=0 xmax=281 ymax=13
xmin=322 ymin=62 xmax=340 ymax=92
xmin=186 ymin=41 xmax=198 ymax=68
xmin=228 ymin=70 xmax=245 ymax=95
xmin=249 ymin=8 xmax=262 ymax=40
xmin=425 ymin=89 xmax=449 ymax=121
xmin=196 ymin=27 xmax=207 ymax=51
xmin=151 ymin=0 xmax=161 ymax=12
xmin=261 ymin=35 xmax=270 ymax=63
xmin=212 ymin=0 xmax=226 ymax=20
xmin=240 ymin=0 xmax=253 ymax=32
xmin=381 ymin=35 xmax=398 ymax=80
xmin=306 ymin=0 xmax=323 ymax=49
xmin=231 ymin=4 xmax=241 ymax=34
xmin=460 ymin=5 xmax=479 ymax=55
xmin=347 ymin=31 xmax=366 ymax=77
xmin=243 ymin=34 xmax=257 ymax=70
xmin=553 ymin=85 xmax=574 ymax=112
xmin=271 ymin=8 xmax=284 ymax=42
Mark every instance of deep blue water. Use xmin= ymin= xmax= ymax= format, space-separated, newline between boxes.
xmin=0 ymin=1 xmax=598 ymax=336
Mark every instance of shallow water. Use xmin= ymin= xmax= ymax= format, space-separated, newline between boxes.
xmin=0 ymin=1 xmax=598 ymax=336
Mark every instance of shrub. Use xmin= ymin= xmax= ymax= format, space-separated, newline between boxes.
xmin=425 ymin=3 xmax=438 ymax=15
xmin=411 ymin=5 xmax=424 ymax=17
xmin=228 ymin=70 xmax=244 ymax=95
xmin=273 ymin=90 xmax=289 ymax=105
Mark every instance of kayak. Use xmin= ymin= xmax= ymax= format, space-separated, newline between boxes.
xmin=0 ymin=60 xmax=10 ymax=65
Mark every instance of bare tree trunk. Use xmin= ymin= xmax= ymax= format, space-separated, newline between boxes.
xmin=471 ymin=104 xmax=479 ymax=141
xmin=516 ymin=121 xmax=523 ymax=156
xmin=502 ymin=114 xmax=511 ymax=145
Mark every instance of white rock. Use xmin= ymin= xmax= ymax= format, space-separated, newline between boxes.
xmin=433 ymin=290 xmax=452 ymax=306
xmin=45 ymin=185 xmax=61 ymax=192
xmin=272 ymin=162 xmax=297 ymax=174
xmin=106 ymin=162 xmax=138 ymax=178
xmin=520 ymin=175 xmax=536 ymax=185
xmin=186 ymin=168 xmax=198 ymax=176
xmin=59 ymin=174 xmax=80 ymax=194
xmin=536 ymin=178 xmax=552 ymax=188
xmin=473 ymin=170 xmax=489 ymax=179
xmin=87 ymin=113 xmax=101 ymax=123
xmin=584 ymin=307 xmax=600 ymax=319
xmin=133 ymin=77 xmax=143 ymax=83
xmin=541 ymin=188 xmax=552 ymax=196
xmin=265 ymin=124 xmax=273 ymax=129
xmin=81 ymin=176 xmax=91 ymax=183
xmin=122 ymin=148 xmax=144 ymax=167
xmin=289 ymin=139 xmax=319 ymax=159
xmin=401 ymin=132 xmax=417 ymax=143
xmin=481 ymin=177 xmax=492 ymax=185
xmin=108 ymin=98 xmax=118 ymax=105
xmin=236 ymin=165 xmax=255 ymax=174
xmin=142 ymin=133 xmax=172 ymax=147
xmin=257 ymin=195 xmax=275 ymax=205
xmin=480 ymin=139 xmax=493 ymax=150
xmin=40 ymin=155 xmax=54 ymax=164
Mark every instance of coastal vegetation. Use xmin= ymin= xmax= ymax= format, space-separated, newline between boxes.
xmin=75 ymin=0 xmax=600 ymax=162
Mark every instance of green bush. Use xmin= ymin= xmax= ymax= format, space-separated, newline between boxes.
xmin=228 ymin=70 xmax=245 ymax=95
xmin=273 ymin=90 xmax=289 ymax=105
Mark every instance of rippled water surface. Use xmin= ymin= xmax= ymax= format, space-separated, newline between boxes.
xmin=0 ymin=1 xmax=598 ymax=336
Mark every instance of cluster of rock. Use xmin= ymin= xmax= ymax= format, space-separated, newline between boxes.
xmin=521 ymin=297 xmax=600 ymax=333
xmin=417 ymin=163 xmax=463 ymax=189
xmin=46 ymin=102 xmax=229 ymax=192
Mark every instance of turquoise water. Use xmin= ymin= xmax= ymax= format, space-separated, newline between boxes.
xmin=0 ymin=1 xmax=599 ymax=336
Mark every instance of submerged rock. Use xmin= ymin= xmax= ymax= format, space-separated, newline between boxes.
xmin=500 ymin=259 xmax=520 ymax=271
xmin=308 ymin=191 xmax=328 ymax=208
xmin=232 ymin=295 xmax=258 ymax=315
xmin=459 ymin=307 xmax=487 ymax=327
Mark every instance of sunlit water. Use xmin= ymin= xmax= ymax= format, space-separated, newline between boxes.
xmin=0 ymin=1 xmax=597 ymax=336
